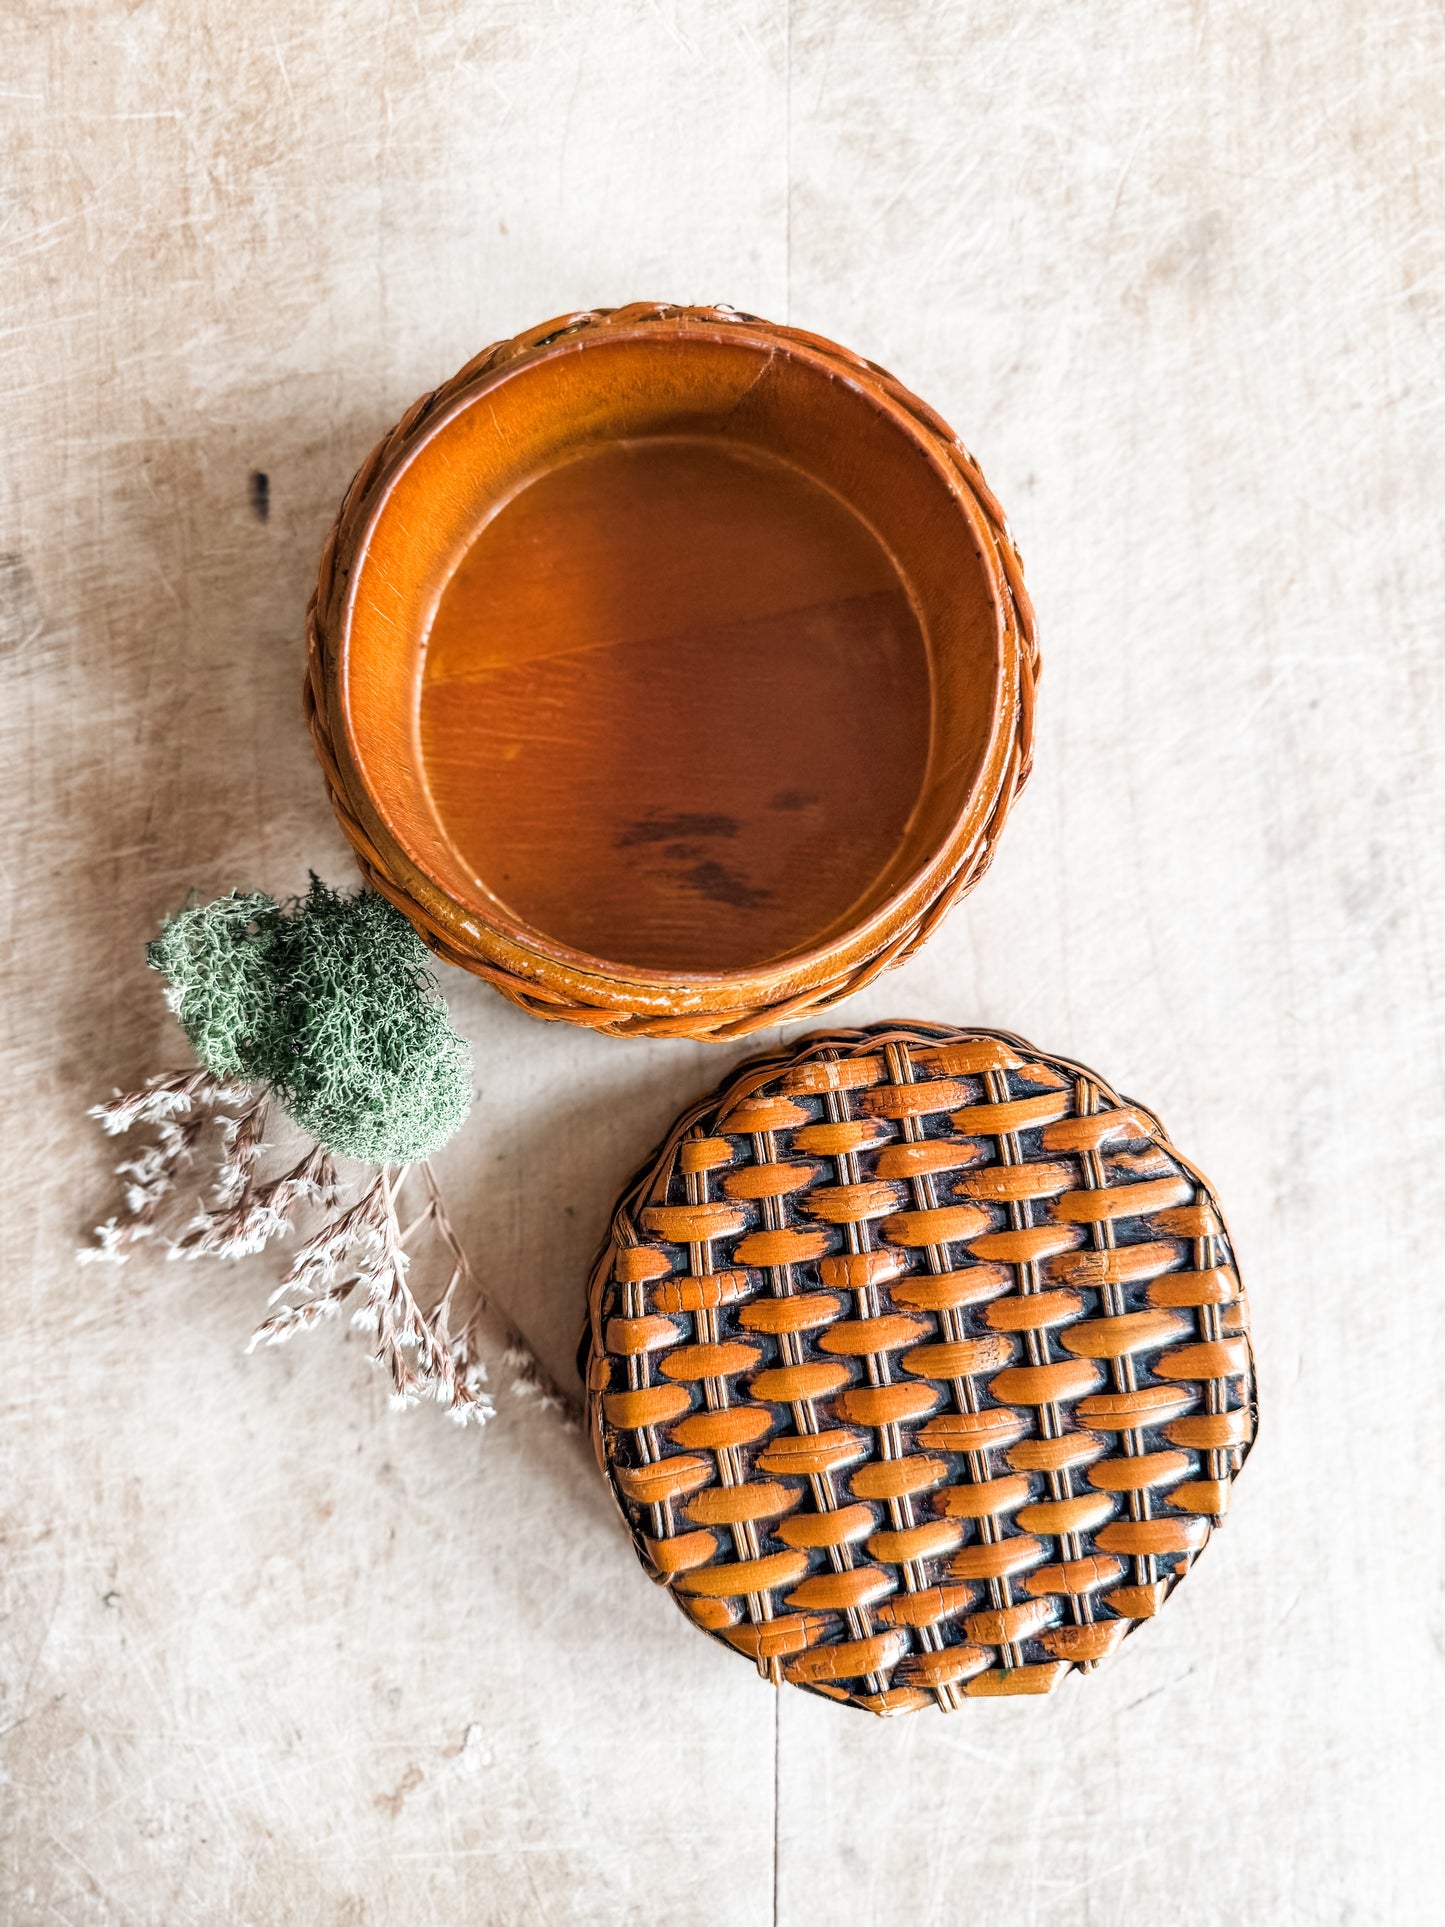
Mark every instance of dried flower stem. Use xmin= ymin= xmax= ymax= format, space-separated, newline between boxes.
xmin=84 ymin=1080 xmax=574 ymax=1429
xmin=253 ymin=1162 xmax=500 ymax=1425
xmin=415 ymin=1163 xmax=580 ymax=1425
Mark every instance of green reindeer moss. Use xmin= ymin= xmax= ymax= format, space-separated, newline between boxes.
xmin=148 ymin=878 xmax=472 ymax=1163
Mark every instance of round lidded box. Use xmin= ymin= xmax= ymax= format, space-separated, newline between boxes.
xmin=583 ymin=1024 xmax=1254 ymax=1715
xmin=305 ymin=304 xmax=1037 ymax=1039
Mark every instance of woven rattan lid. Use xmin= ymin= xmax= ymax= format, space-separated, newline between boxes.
xmin=583 ymin=1023 xmax=1255 ymax=1715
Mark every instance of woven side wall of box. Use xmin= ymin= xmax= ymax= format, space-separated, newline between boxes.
xmin=304 ymin=304 xmax=1038 ymax=1040
xmin=583 ymin=1024 xmax=1255 ymax=1714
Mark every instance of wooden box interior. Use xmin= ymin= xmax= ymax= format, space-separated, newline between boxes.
xmin=339 ymin=326 xmax=1005 ymax=979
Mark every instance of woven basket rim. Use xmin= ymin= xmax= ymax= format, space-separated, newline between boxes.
xmin=306 ymin=302 xmax=1041 ymax=1038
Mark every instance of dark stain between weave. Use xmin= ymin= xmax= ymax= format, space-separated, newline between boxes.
xmin=615 ymin=812 xmax=740 ymax=848
xmin=769 ymin=788 xmax=817 ymax=812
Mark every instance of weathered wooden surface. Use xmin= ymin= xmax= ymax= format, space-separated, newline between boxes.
xmin=1 ymin=2 xmax=1440 ymax=1921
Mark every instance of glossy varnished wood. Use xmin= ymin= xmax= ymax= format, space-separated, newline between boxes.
xmin=419 ymin=437 xmax=931 ymax=972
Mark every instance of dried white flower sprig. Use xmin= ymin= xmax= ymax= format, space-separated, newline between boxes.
xmin=252 ymin=1160 xmax=576 ymax=1423
xmin=77 ymin=1069 xmax=221 ymax=1262
xmin=253 ymin=1162 xmax=491 ymax=1418
xmin=84 ymin=1067 xmax=577 ymax=1426
xmin=81 ymin=884 xmax=580 ymax=1429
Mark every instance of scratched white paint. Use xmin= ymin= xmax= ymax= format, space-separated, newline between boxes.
xmin=1 ymin=2 xmax=1441 ymax=1921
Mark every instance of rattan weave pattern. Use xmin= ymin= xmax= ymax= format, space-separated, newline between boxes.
xmin=584 ymin=1024 xmax=1254 ymax=1714
xmin=302 ymin=303 xmax=1039 ymax=1040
